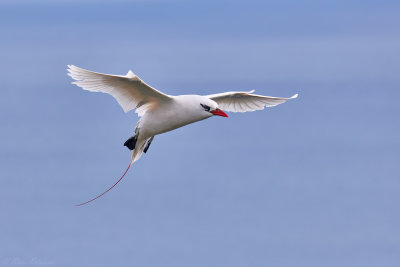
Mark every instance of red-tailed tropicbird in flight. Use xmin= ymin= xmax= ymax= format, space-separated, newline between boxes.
xmin=67 ymin=65 xmax=298 ymax=206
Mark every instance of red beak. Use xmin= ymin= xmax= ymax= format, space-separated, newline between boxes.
xmin=211 ymin=108 xmax=228 ymax=117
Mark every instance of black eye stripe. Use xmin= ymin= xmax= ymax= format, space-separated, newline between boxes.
xmin=200 ymin=104 xmax=210 ymax=112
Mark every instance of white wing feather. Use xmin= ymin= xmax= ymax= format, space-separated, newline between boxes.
xmin=207 ymin=90 xmax=298 ymax=112
xmin=67 ymin=65 xmax=171 ymax=115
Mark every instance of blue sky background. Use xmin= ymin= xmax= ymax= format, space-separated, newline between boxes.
xmin=1 ymin=0 xmax=399 ymax=266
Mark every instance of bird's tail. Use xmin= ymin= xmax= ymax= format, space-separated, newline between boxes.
xmin=75 ymin=139 xmax=149 ymax=206
xmin=131 ymin=139 xmax=147 ymax=163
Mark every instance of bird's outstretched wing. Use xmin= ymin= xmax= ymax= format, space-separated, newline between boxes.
xmin=207 ymin=90 xmax=298 ymax=112
xmin=67 ymin=65 xmax=172 ymax=115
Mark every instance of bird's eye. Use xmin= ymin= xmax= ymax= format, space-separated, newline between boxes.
xmin=200 ymin=104 xmax=210 ymax=112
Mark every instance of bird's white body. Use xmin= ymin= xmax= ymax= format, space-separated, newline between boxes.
xmin=138 ymin=95 xmax=215 ymax=138
xmin=67 ymin=65 xmax=298 ymax=205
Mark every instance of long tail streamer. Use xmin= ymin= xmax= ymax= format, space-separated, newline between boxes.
xmin=75 ymin=159 xmax=134 ymax=206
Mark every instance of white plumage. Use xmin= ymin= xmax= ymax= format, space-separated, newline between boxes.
xmin=67 ymin=65 xmax=298 ymax=205
xmin=208 ymin=90 xmax=298 ymax=112
xmin=67 ymin=65 xmax=171 ymax=115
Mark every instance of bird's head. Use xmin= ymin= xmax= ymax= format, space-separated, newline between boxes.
xmin=200 ymin=100 xmax=228 ymax=118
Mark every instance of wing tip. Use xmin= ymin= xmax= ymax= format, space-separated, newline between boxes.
xmin=67 ymin=64 xmax=77 ymax=71
xmin=291 ymin=93 xmax=298 ymax=99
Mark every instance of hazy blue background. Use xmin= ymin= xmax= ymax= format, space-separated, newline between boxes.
xmin=1 ymin=0 xmax=399 ymax=266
